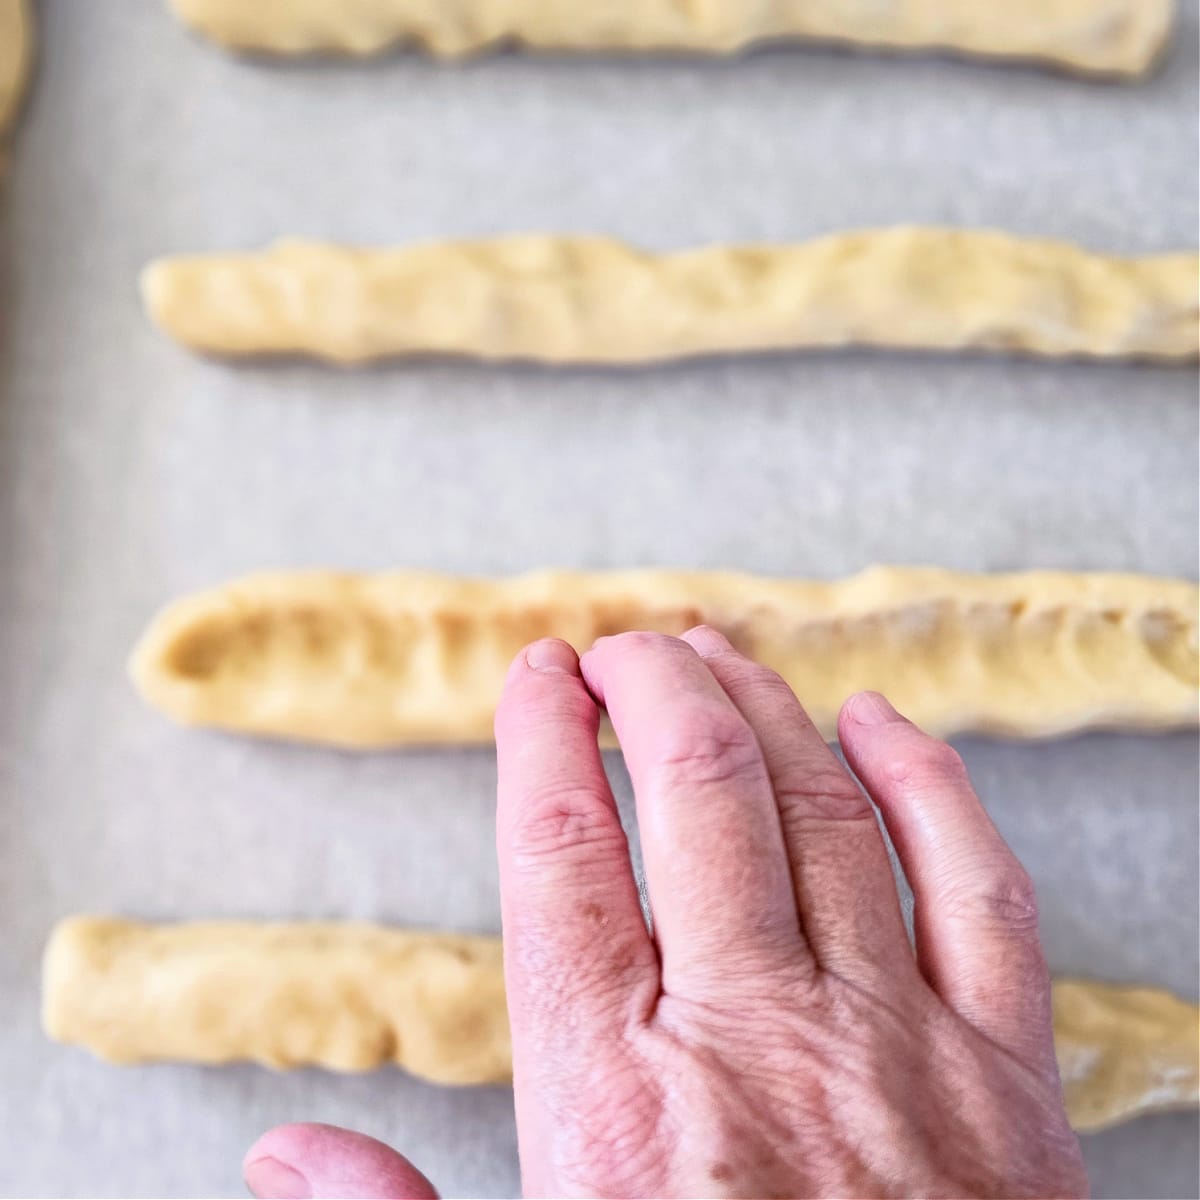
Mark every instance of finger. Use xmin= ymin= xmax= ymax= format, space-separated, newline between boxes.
xmin=838 ymin=692 xmax=1056 ymax=1067
xmin=580 ymin=632 xmax=801 ymax=992
xmin=244 ymin=1124 xmax=438 ymax=1200
xmin=495 ymin=639 xmax=659 ymax=1039
xmin=681 ymin=627 xmax=915 ymax=988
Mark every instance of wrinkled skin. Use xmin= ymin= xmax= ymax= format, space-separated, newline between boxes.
xmin=244 ymin=629 xmax=1088 ymax=1200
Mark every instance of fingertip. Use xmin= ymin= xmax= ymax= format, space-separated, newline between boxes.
xmin=499 ymin=641 xmax=584 ymax=729
xmin=497 ymin=641 xmax=598 ymax=746
xmin=244 ymin=1124 xmax=438 ymax=1200
xmin=679 ymin=624 xmax=735 ymax=657
xmin=840 ymin=696 xmax=967 ymax=796
xmin=841 ymin=690 xmax=906 ymax=730
xmin=580 ymin=629 xmax=693 ymax=702
xmin=243 ymin=1125 xmax=303 ymax=1181
xmin=577 ymin=643 xmax=602 ymax=700
xmin=524 ymin=637 xmax=580 ymax=675
xmin=245 ymin=1154 xmax=311 ymax=1199
xmin=505 ymin=638 xmax=580 ymax=686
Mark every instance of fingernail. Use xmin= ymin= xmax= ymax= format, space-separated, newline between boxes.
xmin=681 ymin=625 xmax=734 ymax=657
xmin=524 ymin=638 xmax=578 ymax=675
xmin=849 ymin=691 xmax=902 ymax=726
xmin=244 ymin=1156 xmax=312 ymax=1200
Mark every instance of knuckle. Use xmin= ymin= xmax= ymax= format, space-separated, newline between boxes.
xmin=886 ymin=734 xmax=969 ymax=789
xmin=738 ymin=664 xmax=800 ymax=709
xmin=942 ymin=860 xmax=1040 ymax=934
xmin=775 ymin=761 xmax=873 ymax=823
xmin=505 ymin=784 xmax=627 ymax=868
xmin=746 ymin=663 xmax=794 ymax=695
xmin=599 ymin=629 xmax=680 ymax=657
xmin=650 ymin=709 xmax=763 ymax=788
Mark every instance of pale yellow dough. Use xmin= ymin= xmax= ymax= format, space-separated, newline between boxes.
xmin=141 ymin=230 xmax=1200 ymax=366
xmin=128 ymin=567 xmax=1200 ymax=748
xmin=42 ymin=917 xmax=510 ymax=1084
xmin=166 ymin=0 xmax=1174 ymax=77
xmin=1054 ymin=978 xmax=1200 ymax=1132
xmin=42 ymin=917 xmax=1200 ymax=1131
xmin=0 ymin=0 xmax=33 ymax=138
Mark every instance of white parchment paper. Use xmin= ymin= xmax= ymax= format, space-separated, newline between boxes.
xmin=0 ymin=3 xmax=1197 ymax=1196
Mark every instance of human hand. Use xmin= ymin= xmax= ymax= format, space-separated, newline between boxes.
xmin=245 ymin=628 xmax=1087 ymax=1199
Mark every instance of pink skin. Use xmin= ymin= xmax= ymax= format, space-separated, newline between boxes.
xmin=245 ymin=628 xmax=1088 ymax=1200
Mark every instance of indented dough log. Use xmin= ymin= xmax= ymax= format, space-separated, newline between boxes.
xmin=0 ymin=0 xmax=34 ymax=138
xmin=140 ymin=230 xmax=1200 ymax=366
xmin=42 ymin=917 xmax=510 ymax=1084
xmin=42 ymin=917 xmax=1200 ymax=1131
xmin=128 ymin=567 xmax=1200 ymax=748
xmin=1054 ymin=978 xmax=1200 ymax=1132
xmin=165 ymin=0 xmax=1174 ymax=77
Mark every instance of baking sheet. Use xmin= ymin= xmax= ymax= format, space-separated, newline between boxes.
xmin=1 ymin=2 xmax=1197 ymax=1196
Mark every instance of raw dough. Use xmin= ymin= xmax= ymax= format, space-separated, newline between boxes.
xmin=1054 ymin=978 xmax=1200 ymax=1132
xmin=128 ymin=566 xmax=1200 ymax=748
xmin=43 ymin=917 xmax=1200 ymax=1132
xmin=42 ymin=917 xmax=510 ymax=1084
xmin=140 ymin=230 xmax=1200 ymax=366
xmin=165 ymin=0 xmax=1174 ymax=77
xmin=0 ymin=0 xmax=33 ymax=139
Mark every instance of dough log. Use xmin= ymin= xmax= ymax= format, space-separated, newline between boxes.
xmin=0 ymin=0 xmax=34 ymax=139
xmin=128 ymin=567 xmax=1200 ymax=748
xmin=1054 ymin=978 xmax=1200 ymax=1132
xmin=42 ymin=917 xmax=510 ymax=1084
xmin=141 ymin=230 xmax=1200 ymax=366
xmin=43 ymin=917 xmax=1200 ymax=1132
xmin=166 ymin=0 xmax=1174 ymax=77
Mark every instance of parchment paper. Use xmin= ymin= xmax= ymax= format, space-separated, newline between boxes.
xmin=0 ymin=2 xmax=1197 ymax=1196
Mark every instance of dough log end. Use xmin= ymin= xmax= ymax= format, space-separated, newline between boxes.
xmin=41 ymin=917 xmax=81 ymax=1045
xmin=1055 ymin=978 xmax=1200 ymax=1133
xmin=127 ymin=596 xmax=208 ymax=731
xmin=0 ymin=0 xmax=35 ymax=140
xmin=1121 ymin=0 xmax=1178 ymax=78
xmin=128 ymin=575 xmax=471 ymax=748
xmin=140 ymin=257 xmax=213 ymax=355
xmin=42 ymin=916 xmax=138 ymax=1061
xmin=1049 ymin=0 xmax=1176 ymax=79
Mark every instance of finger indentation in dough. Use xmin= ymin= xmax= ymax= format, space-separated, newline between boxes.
xmin=129 ymin=568 xmax=1200 ymax=748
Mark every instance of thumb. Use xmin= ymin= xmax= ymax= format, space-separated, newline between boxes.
xmin=244 ymin=1123 xmax=439 ymax=1200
